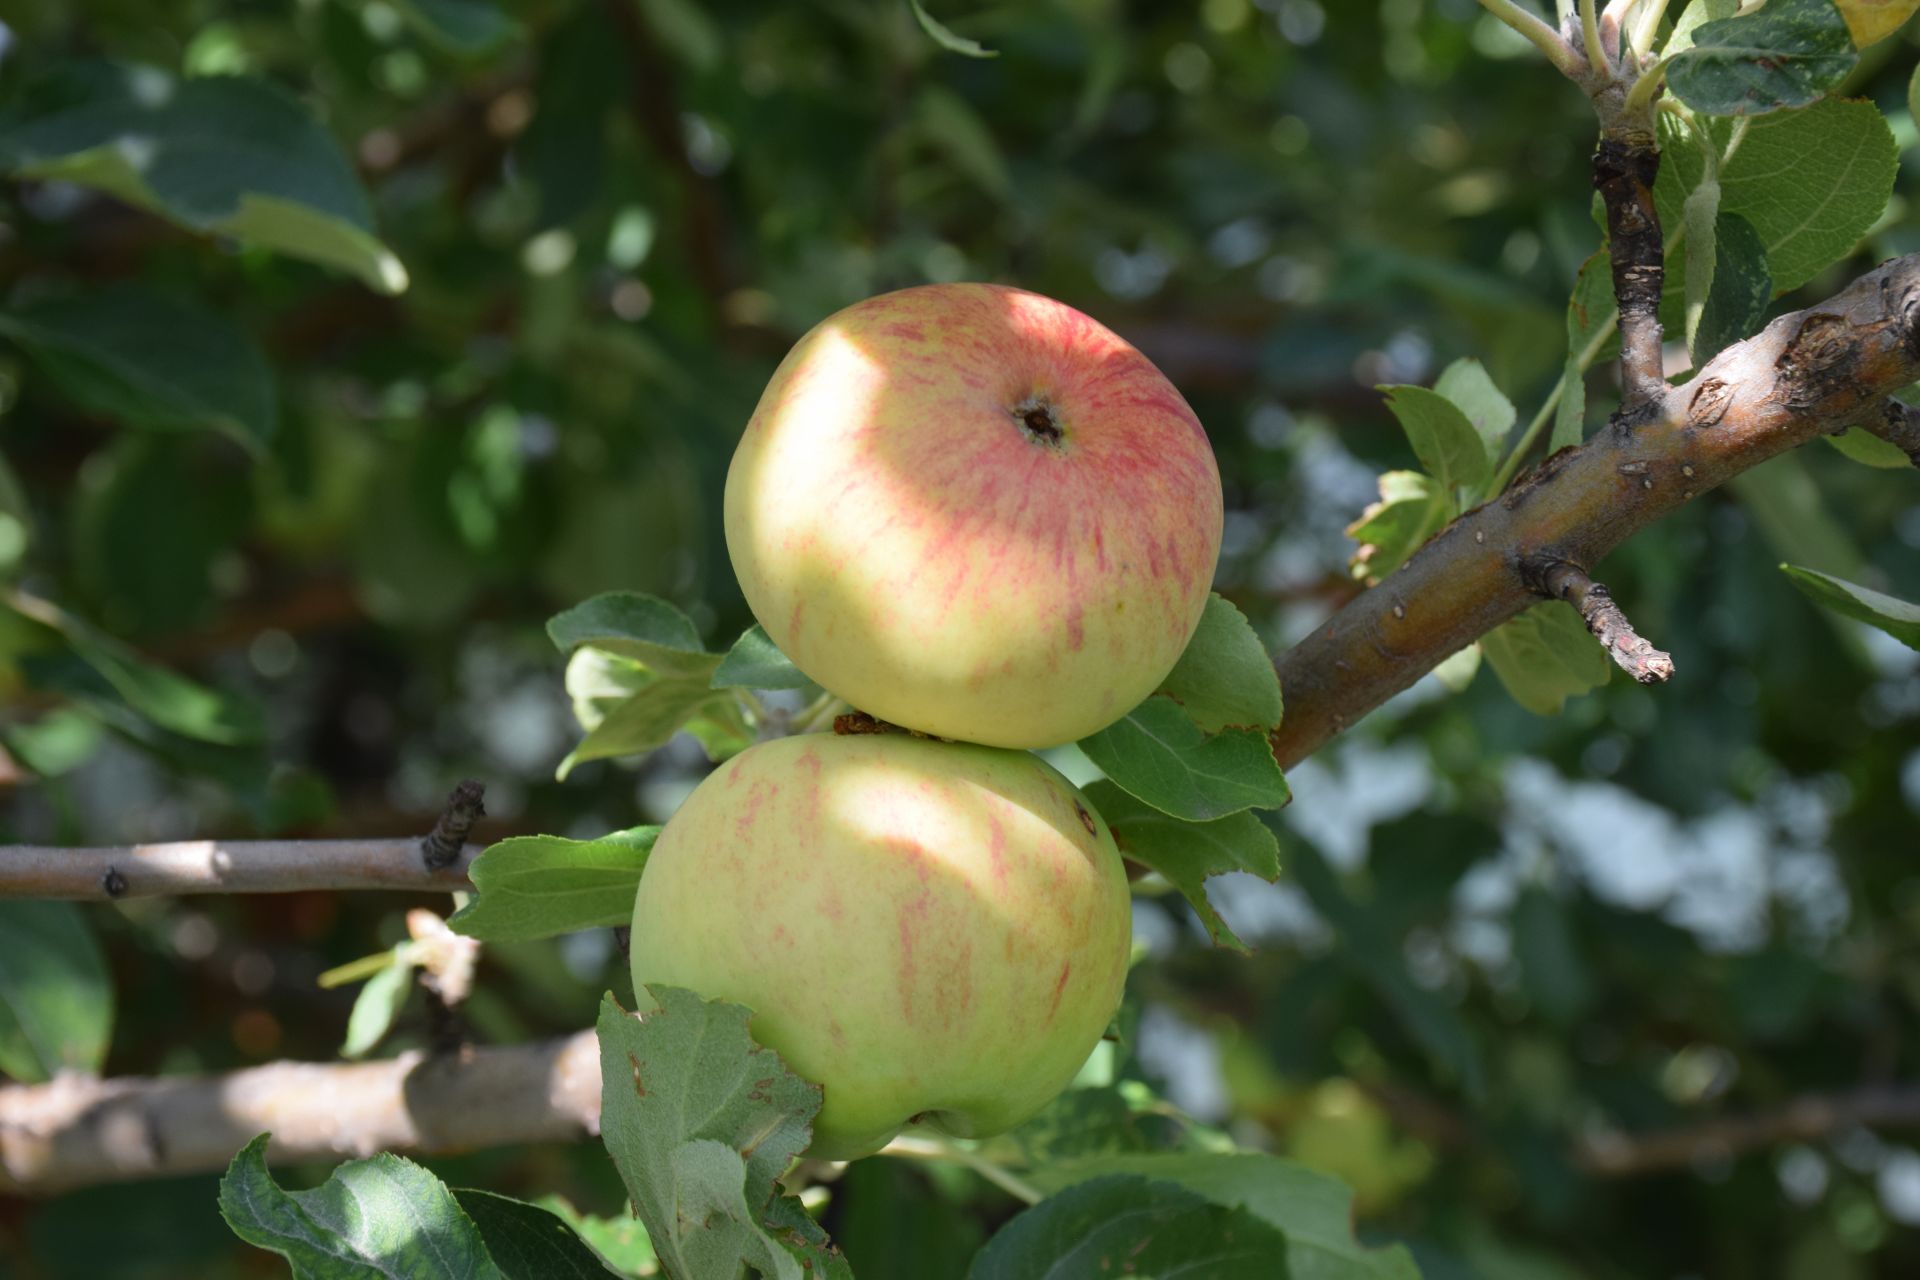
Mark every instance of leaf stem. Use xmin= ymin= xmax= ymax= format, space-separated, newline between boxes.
xmin=1580 ymin=0 xmax=1611 ymax=73
xmin=879 ymin=1134 xmax=1044 ymax=1204
xmin=1476 ymin=0 xmax=1583 ymax=76
xmin=1490 ymin=309 xmax=1619 ymax=491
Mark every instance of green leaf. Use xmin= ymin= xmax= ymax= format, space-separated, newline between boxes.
xmin=558 ymin=676 xmax=736 ymax=778
xmin=640 ymin=0 xmax=725 ymax=71
xmin=1431 ymin=643 xmax=1482 ymax=693
xmin=218 ymin=1134 xmax=504 ymax=1279
xmin=711 ymin=624 xmax=814 ymax=691
xmin=1480 ymin=602 xmax=1610 ymax=716
xmin=0 ymin=287 xmax=275 ymax=452
xmin=1346 ymin=470 xmax=1450 ymax=583
xmin=547 ymin=592 xmax=718 ymax=677
xmin=1023 ymin=1153 xmax=1421 ymax=1280
xmin=1732 ymin=453 xmax=1866 ymax=579
xmin=1 ymin=707 xmax=102 ymax=778
xmin=1156 ymin=594 xmax=1282 ymax=733
xmin=1682 ymin=177 xmax=1721 ymax=360
xmin=1665 ymin=0 xmax=1857 ymax=117
xmin=340 ymin=949 xmax=414 ymax=1060
xmin=1378 ymin=384 xmax=1490 ymax=496
xmin=1695 ymin=211 xmax=1772 ymax=366
xmin=0 ymin=63 xmax=405 ymax=293
xmin=448 ymin=828 xmax=659 ymax=942
xmin=453 ymin=1190 xmax=621 ymax=1279
xmin=1551 ymin=250 xmax=1616 ymax=452
xmin=1656 ymin=97 xmax=1896 ymax=293
xmin=1078 ymin=696 xmax=1289 ymax=822
xmin=1289 ymin=840 xmax=1487 ymax=1100
xmin=968 ymin=1174 xmax=1289 ymax=1279
xmin=1667 ymin=0 xmax=1741 ymax=55
xmin=534 ymin=1199 xmax=659 ymax=1277
xmin=1910 ymin=59 xmax=1920 ymax=125
xmin=393 ymin=0 xmax=520 ymax=55
xmin=9 ymin=602 xmax=265 ymax=746
xmin=595 ymin=990 xmax=843 ymax=1280
xmin=907 ymin=0 xmax=998 ymax=58
xmin=0 ymin=452 xmax=28 ymax=577
xmin=0 ymin=902 xmax=112 ymax=1082
xmin=1826 ymin=425 xmax=1913 ymax=468
xmin=1781 ymin=565 xmax=1920 ymax=648
xmin=1084 ymin=780 xmax=1280 ymax=953
xmin=915 ymin=86 xmax=1009 ymax=198
xmin=1432 ymin=358 xmax=1515 ymax=459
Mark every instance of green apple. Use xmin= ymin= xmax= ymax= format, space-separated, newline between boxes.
xmin=724 ymin=283 xmax=1222 ymax=749
xmin=628 ymin=732 xmax=1133 ymax=1161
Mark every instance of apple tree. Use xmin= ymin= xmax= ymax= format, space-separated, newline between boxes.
xmin=2 ymin=1 xmax=1919 ymax=1277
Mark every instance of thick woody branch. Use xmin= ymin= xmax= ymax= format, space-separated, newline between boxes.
xmin=0 ymin=1033 xmax=599 ymax=1194
xmin=1863 ymin=397 xmax=1920 ymax=468
xmin=8 ymin=1036 xmax=1919 ymax=1192
xmin=1272 ymin=254 xmax=1920 ymax=769
xmin=0 ymin=839 xmax=480 ymax=900
xmin=1575 ymin=1085 xmax=1920 ymax=1177
xmin=1528 ymin=558 xmax=1675 ymax=683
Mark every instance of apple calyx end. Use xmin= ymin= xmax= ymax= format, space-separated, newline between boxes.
xmin=1011 ymin=396 xmax=1066 ymax=450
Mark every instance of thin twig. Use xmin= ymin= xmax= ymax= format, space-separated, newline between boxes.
xmin=421 ymin=780 xmax=487 ymax=871
xmin=1593 ymin=137 xmax=1667 ymax=410
xmin=0 ymin=839 xmax=481 ymax=899
xmin=1530 ymin=559 xmax=1676 ymax=683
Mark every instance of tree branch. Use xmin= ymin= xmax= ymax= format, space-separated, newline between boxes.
xmin=421 ymin=780 xmax=487 ymax=871
xmin=1863 ymin=397 xmax=1920 ymax=468
xmin=1593 ymin=136 xmax=1667 ymax=410
xmin=1272 ymin=253 xmax=1920 ymax=768
xmin=1528 ymin=558 xmax=1675 ymax=683
xmin=9 ymin=1031 xmax=1920 ymax=1192
xmin=1575 ymin=1085 xmax=1920 ymax=1177
xmin=0 ymin=839 xmax=480 ymax=900
xmin=0 ymin=1033 xmax=599 ymax=1193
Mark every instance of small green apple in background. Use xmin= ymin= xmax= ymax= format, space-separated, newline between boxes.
xmin=629 ymin=733 xmax=1132 ymax=1161
xmin=725 ymin=283 xmax=1223 ymax=749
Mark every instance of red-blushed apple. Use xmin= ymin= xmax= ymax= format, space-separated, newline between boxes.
xmin=628 ymin=732 xmax=1133 ymax=1161
xmin=724 ymin=283 xmax=1223 ymax=749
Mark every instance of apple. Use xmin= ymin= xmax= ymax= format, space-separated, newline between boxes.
xmin=724 ymin=283 xmax=1223 ymax=749
xmin=628 ymin=732 xmax=1133 ymax=1161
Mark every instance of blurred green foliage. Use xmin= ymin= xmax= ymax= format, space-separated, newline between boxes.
xmin=1 ymin=1 xmax=1919 ymax=1276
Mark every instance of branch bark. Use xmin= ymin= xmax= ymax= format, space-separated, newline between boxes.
xmin=1575 ymin=1085 xmax=1920 ymax=1177
xmin=1272 ymin=253 xmax=1920 ymax=768
xmin=0 ymin=839 xmax=480 ymax=900
xmin=0 ymin=1033 xmax=599 ymax=1193
xmin=8 ymin=1032 xmax=1919 ymax=1192
xmin=1864 ymin=397 xmax=1920 ymax=468
xmin=1529 ymin=558 xmax=1675 ymax=683
xmin=1593 ymin=136 xmax=1666 ymax=410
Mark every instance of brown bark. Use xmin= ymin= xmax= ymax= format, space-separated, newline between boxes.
xmin=0 ymin=1033 xmax=599 ymax=1193
xmin=0 ymin=840 xmax=480 ymax=900
xmin=1272 ymin=253 xmax=1920 ymax=768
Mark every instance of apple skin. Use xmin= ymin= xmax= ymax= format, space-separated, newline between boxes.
xmin=724 ymin=283 xmax=1223 ymax=749
xmin=628 ymin=732 xmax=1133 ymax=1161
